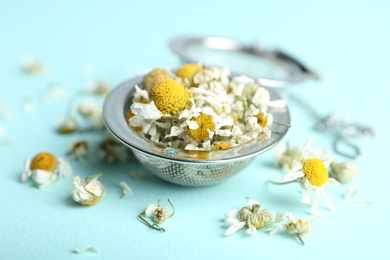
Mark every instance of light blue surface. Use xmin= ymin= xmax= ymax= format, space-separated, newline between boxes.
xmin=1 ymin=0 xmax=389 ymax=259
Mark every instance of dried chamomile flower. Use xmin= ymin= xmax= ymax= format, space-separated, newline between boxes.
xmin=211 ymin=142 xmax=230 ymax=150
xmin=330 ymin=160 xmax=358 ymax=183
xmin=224 ymin=199 xmax=285 ymax=236
xmin=21 ymin=55 xmax=43 ymax=74
xmin=97 ymin=137 xmax=125 ymax=163
xmin=280 ymin=213 xmax=320 ymax=245
xmin=176 ymin=63 xmax=204 ymax=84
xmin=120 ymin=181 xmax=132 ymax=198
xmin=279 ymin=137 xmax=340 ymax=214
xmin=274 ymin=141 xmax=302 ymax=171
xmin=69 ymin=140 xmax=88 ymax=162
xmin=21 ymin=152 xmax=73 ymax=188
xmin=143 ymin=68 xmax=171 ymax=93
xmin=70 ymin=173 xmax=105 ymax=206
xmin=57 ymin=117 xmax=77 ymax=134
xmin=139 ymin=199 xmax=175 ymax=232
xmin=152 ymin=79 xmax=190 ymax=115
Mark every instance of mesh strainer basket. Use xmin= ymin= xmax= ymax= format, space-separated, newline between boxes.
xmin=103 ymin=73 xmax=290 ymax=186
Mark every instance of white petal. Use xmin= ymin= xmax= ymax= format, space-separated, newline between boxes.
xmin=291 ymin=160 xmax=303 ymax=171
xmin=225 ymin=222 xmax=245 ymax=236
xmin=120 ymin=181 xmax=132 ymax=196
xmin=166 ymin=126 xmax=185 ymax=137
xmin=58 ymin=158 xmax=73 ymax=177
xmin=321 ymin=188 xmax=336 ymax=211
xmin=280 ymin=171 xmax=305 ymax=183
xmin=271 ymin=212 xmax=286 ymax=223
xmin=326 ymin=178 xmax=340 ymax=186
xmin=187 ymin=121 xmax=199 ymax=130
xmin=145 ymin=204 xmax=158 ymax=217
xmin=301 ymin=136 xmax=314 ymax=158
xmin=21 ymin=159 xmax=31 ymax=182
xmin=247 ymin=199 xmax=259 ymax=207
xmin=247 ymin=223 xmax=257 ymax=235
xmin=130 ymin=102 xmax=161 ymax=120
xmin=85 ymin=178 xmax=105 ymax=197
xmin=311 ymin=189 xmax=321 ymax=214
xmin=285 ymin=212 xmax=295 ymax=222
xmin=31 ymin=170 xmax=56 ymax=189
xmin=75 ymin=245 xmax=99 ymax=254
xmin=301 ymin=189 xmax=312 ymax=204
xmin=323 ymin=154 xmax=335 ymax=167
xmin=225 ymin=217 xmax=241 ymax=226
xmin=269 ymin=225 xmax=278 ymax=236
xmin=224 ymin=209 xmax=239 ymax=219
xmin=134 ymin=85 xmax=149 ymax=102
xmin=267 ymin=99 xmax=287 ymax=109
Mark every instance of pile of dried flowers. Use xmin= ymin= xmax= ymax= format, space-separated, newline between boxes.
xmin=127 ymin=64 xmax=289 ymax=151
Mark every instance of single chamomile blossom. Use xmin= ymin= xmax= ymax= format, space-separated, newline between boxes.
xmin=330 ymin=160 xmax=358 ymax=183
xmin=224 ymin=199 xmax=285 ymax=236
xmin=280 ymin=213 xmax=320 ymax=245
xmin=77 ymin=101 xmax=95 ymax=116
xmin=69 ymin=140 xmax=88 ymax=162
xmin=86 ymin=80 xmax=111 ymax=97
xmin=279 ymin=137 xmax=340 ymax=214
xmin=70 ymin=173 xmax=105 ymax=206
xmin=274 ymin=141 xmax=302 ymax=172
xmin=139 ymin=199 xmax=175 ymax=232
xmin=21 ymin=152 xmax=73 ymax=188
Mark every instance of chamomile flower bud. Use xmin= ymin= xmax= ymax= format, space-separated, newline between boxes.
xmin=238 ymin=204 xmax=272 ymax=229
xmin=58 ymin=117 xmax=77 ymax=134
xmin=139 ymin=199 xmax=175 ymax=232
xmin=21 ymin=152 xmax=72 ymax=188
xmin=143 ymin=68 xmax=171 ymax=93
xmin=69 ymin=141 xmax=88 ymax=162
xmin=71 ymin=174 xmax=105 ymax=206
xmin=330 ymin=160 xmax=358 ymax=183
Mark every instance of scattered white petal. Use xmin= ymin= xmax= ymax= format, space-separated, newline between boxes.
xmin=120 ymin=181 xmax=133 ymax=198
xmin=75 ymin=245 xmax=99 ymax=254
xmin=344 ymin=187 xmax=357 ymax=201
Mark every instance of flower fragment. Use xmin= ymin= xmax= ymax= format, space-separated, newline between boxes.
xmin=274 ymin=141 xmax=302 ymax=171
xmin=280 ymin=213 xmax=320 ymax=245
xmin=57 ymin=117 xmax=77 ymax=134
xmin=70 ymin=173 xmax=105 ymax=206
xmin=120 ymin=181 xmax=132 ymax=198
xmin=21 ymin=55 xmax=43 ymax=74
xmin=139 ymin=199 xmax=175 ymax=232
xmin=75 ymin=246 xmax=99 ymax=254
xmin=21 ymin=152 xmax=73 ymax=188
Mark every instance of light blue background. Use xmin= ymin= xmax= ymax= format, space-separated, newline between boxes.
xmin=1 ymin=0 xmax=389 ymax=259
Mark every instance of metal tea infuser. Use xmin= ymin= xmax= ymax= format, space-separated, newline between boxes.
xmin=170 ymin=36 xmax=374 ymax=160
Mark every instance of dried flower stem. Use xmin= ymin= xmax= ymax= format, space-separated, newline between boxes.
xmin=167 ymin=199 xmax=175 ymax=218
xmin=268 ymin=179 xmax=292 ymax=185
xmin=273 ymin=120 xmax=291 ymax=127
xmin=241 ymin=97 xmax=248 ymax=124
xmin=86 ymin=173 xmax=102 ymax=182
xmin=138 ymin=212 xmax=166 ymax=232
xmin=297 ymin=233 xmax=305 ymax=245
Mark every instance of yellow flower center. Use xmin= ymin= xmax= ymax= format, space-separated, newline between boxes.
xmin=255 ymin=113 xmax=267 ymax=128
xmin=302 ymin=158 xmax=329 ymax=187
xmin=30 ymin=152 xmax=57 ymax=172
xmin=143 ymin=68 xmax=171 ymax=93
xmin=176 ymin=63 xmax=204 ymax=82
xmin=152 ymin=79 xmax=190 ymax=115
xmin=187 ymin=113 xmax=214 ymax=140
xmin=211 ymin=142 xmax=230 ymax=150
